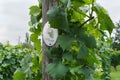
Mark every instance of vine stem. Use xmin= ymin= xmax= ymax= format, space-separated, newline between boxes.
xmin=80 ymin=16 xmax=94 ymax=27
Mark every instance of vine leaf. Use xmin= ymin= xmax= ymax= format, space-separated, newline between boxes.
xmin=93 ymin=4 xmax=115 ymax=34
xmin=29 ymin=6 xmax=41 ymax=16
xmin=84 ymin=35 xmax=96 ymax=48
xmin=77 ymin=45 xmax=89 ymax=59
xmin=60 ymin=0 xmax=71 ymax=8
xmin=30 ymin=33 xmax=41 ymax=51
xmin=60 ymin=0 xmax=69 ymax=5
xmin=32 ymin=54 xmax=39 ymax=72
xmin=83 ymin=0 xmax=95 ymax=4
xmin=72 ymin=0 xmax=84 ymax=8
xmin=79 ymin=33 xmax=96 ymax=48
xmin=46 ymin=62 xmax=68 ymax=79
xmin=13 ymin=72 xmax=26 ymax=80
xmin=30 ymin=33 xmax=38 ymax=42
xmin=30 ymin=16 xmax=38 ymax=25
xmin=58 ymin=35 xmax=73 ymax=50
xmin=82 ymin=68 xmax=93 ymax=80
xmin=63 ymin=52 xmax=73 ymax=61
xmin=34 ymin=39 xmax=41 ymax=51
xmin=46 ymin=47 xmax=63 ymax=61
xmin=70 ymin=66 xmax=82 ymax=75
xmin=72 ymin=0 xmax=95 ymax=9
xmin=47 ymin=7 xmax=68 ymax=31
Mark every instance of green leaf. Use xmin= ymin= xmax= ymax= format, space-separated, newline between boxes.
xmin=46 ymin=62 xmax=68 ymax=79
xmin=0 ymin=54 xmax=3 ymax=64
xmin=36 ymin=23 xmax=42 ymax=35
xmin=72 ymin=0 xmax=85 ymax=8
xmin=93 ymin=3 xmax=115 ymax=34
xmin=71 ymin=10 xmax=85 ymax=22
xmin=34 ymin=39 xmax=41 ymax=51
xmin=29 ymin=22 xmax=42 ymax=34
xmin=85 ymin=35 xmax=96 ymax=48
xmin=47 ymin=7 xmax=68 ymax=30
xmin=29 ymin=6 xmax=41 ymax=16
xmin=81 ymin=68 xmax=93 ymax=80
xmin=58 ymin=35 xmax=73 ymax=50
xmin=30 ymin=33 xmax=38 ymax=42
xmin=46 ymin=47 xmax=63 ymax=61
xmin=20 ymin=55 xmax=32 ymax=67
xmin=13 ymin=72 xmax=26 ymax=80
xmin=30 ymin=33 xmax=41 ymax=51
xmin=60 ymin=0 xmax=71 ymax=8
xmin=77 ymin=45 xmax=89 ymax=59
xmin=70 ymin=66 xmax=82 ymax=75
xmin=86 ymin=53 xmax=99 ymax=66
xmin=30 ymin=16 xmax=37 ymax=25
xmin=63 ymin=52 xmax=73 ymax=61
xmin=79 ymin=5 xmax=89 ymax=13
xmin=46 ymin=49 xmax=53 ymax=59
xmin=79 ymin=33 xmax=96 ymax=48
xmin=60 ymin=0 xmax=69 ymax=5
xmin=83 ymin=0 xmax=95 ymax=4
xmin=32 ymin=55 xmax=39 ymax=72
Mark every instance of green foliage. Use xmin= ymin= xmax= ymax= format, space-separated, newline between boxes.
xmin=29 ymin=6 xmax=41 ymax=17
xmin=78 ymin=33 xmax=96 ymax=49
xmin=0 ymin=43 xmax=42 ymax=80
xmin=13 ymin=72 xmax=26 ymax=80
xmin=93 ymin=37 xmax=113 ymax=80
xmin=111 ymin=50 xmax=120 ymax=70
xmin=58 ymin=35 xmax=73 ymax=50
xmin=93 ymin=4 xmax=115 ymax=34
xmin=13 ymin=52 xmax=42 ymax=80
xmin=77 ymin=45 xmax=88 ymax=59
xmin=29 ymin=0 xmax=115 ymax=80
xmin=29 ymin=2 xmax=42 ymax=51
xmin=46 ymin=62 xmax=68 ymax=79
xmin=47 ymin=7 xmax=68 ymax=30
xmin=112 ymin=22 xmax=120 ymax=50
xmin=0 ymin=44 xmax=24 ymax=80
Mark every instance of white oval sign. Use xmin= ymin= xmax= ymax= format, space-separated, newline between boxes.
xmin=43 ymin=22 xmax=58 ymax=46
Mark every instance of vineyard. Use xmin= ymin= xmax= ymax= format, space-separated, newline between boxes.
xmin=0 ymin=42 xmax=120 ymax=80
xmin=0 ymin=0 xmax=120 ymax=80
xmin=0 ymin=43 xmax=42 ymax=80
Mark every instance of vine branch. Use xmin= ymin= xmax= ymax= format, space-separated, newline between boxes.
xmin=80 ymin=16 xmax=94 ymax=27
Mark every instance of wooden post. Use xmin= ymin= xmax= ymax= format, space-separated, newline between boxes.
xmin=42 ymin=0 xmax=58 ymax=80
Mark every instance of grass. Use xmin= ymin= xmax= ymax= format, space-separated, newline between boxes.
xmin=111 ymin=65 xmax=120 ymax=80
xmin=95 ymin=65 xmax=120 ymax=80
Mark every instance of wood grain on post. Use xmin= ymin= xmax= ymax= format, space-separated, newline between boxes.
xmin=42 ymin=0 xmax=58 ymax=80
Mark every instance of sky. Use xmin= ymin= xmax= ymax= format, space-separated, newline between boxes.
xmin=0 ymin=0 xmax=37 ymax=44
xmin=97 ymin=0 xmax=120 ymax=22
xmin=0 ymin=0 xmax=120 ymax=45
